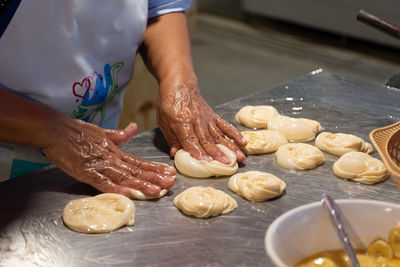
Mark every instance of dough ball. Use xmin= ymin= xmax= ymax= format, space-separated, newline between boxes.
xmin=315 ymin=132 xmax=373 ymax=156
xmin=268 ymin=115 xmax=323 ymax=142
xmin=332 ymin=151 xmax=389 ymax=184
xmin=62 ymin=193 xmax=135 ymax=233
xmin=173 ymin=186 xmax=238 ymax=218
xmin=241 ymin=130 xmax=288 ymax=154
xmin=174 ymin=144 xmax=238 ymax=178
xmin=235 ymin=105 xmax=280 ymax=128
xmin=228 ymin=171 xmax=286 ymax=202
xmin=276 ymin=143 xmax=324 ymax=170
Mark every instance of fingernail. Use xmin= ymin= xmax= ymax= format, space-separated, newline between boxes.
xmin=223 ymin=156 xmax=231 ymax=163
xmin=203 ymin=156 xmax=213 ymax=161
xmin=236 ymin=151 xmax=245 ymax=160
xmin=166 ymin=166 xmax=176 ymax=173
xmin=237 ymin=150 xmax=244 ymax=156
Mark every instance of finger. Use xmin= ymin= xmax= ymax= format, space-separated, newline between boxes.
xmin=216 ymin=117 xmax=247 ymax=147
xmin=104 ymin=122 xmax=138 ymax=146
xmin=194 ymin=121 xmax=230 ymax=164
xmin=100 ymin=165 xmax=162 ymax=197
xmin=175 ymin=123 xmax=211 ymax=161
xmin=209 ymin=123 xmax=246 ymax=162
xmin=115 ymin=159 xmax=175 ymax=189
xmin=121 ymin=152 xmax=176 ymax=176
xmin=160 ymin=126 xmax=182 ymax=157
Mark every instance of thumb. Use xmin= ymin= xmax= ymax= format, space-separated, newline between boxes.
xmin=104 ymin=122 xmax=138 ymax=146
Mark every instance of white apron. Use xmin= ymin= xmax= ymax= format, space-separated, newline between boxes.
xmin=0 ymin=0 xmax=148 ymax=180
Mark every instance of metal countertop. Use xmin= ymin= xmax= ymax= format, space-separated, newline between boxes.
xmin=1 ymin=71 xmax=400 ymax=267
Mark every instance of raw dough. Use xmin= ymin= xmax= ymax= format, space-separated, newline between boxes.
xmin=315 ymin=132 xmax=373 ymax=156
xmin=228 ymin=171 xmax=286 ymax=202
xmin=276 ymin=143 xmax=324 ymax=170
xmin=174 ymin=144 xmax=238 ymax=178
xmin=173 ymin=186 xmax=238 ymax=218
xmin=267 ymin=115 xmax=323 ymax=142
xmin=332 ymin=151 xmax=389 ymax=184
xmin=235 ymin=105 xmax=280 ymax=128
xmin=62 ymin=193 xmax=135 ymax=233
xmin=129 ymin=188 xmax=169 ymax=200
xmin=241 ymin=130 xmax=288 ymax=154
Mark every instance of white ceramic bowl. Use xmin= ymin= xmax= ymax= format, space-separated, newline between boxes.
xmin=265 ymin=199 xmax=400 ymax=267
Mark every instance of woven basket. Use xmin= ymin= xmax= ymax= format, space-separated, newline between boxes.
xmin=370 ymin=121 xmax=400 ymax=188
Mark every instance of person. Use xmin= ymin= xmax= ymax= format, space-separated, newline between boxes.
xmin=0 ymin=0 xmax=247 ymax=198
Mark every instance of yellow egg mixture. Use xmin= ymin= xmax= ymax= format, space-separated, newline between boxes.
xmin=295 ymin=225 xmax=400 ymax=267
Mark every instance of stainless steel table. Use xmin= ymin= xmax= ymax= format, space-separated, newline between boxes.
xmin=1 ymin=71 xmax=400 ymax=267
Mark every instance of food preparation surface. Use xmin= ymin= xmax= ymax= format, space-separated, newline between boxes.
xmin=1 ymin=70 xmax=400 ymax=267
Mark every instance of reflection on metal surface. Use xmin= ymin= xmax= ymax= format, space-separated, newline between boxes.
xmin=0 ymin=217 xmax=69 ymax=267
xmin=310 ymin=68 xmax=323 ymax=75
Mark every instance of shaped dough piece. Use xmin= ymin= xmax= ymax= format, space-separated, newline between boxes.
xmin=332 ymin=151 xmax=389 ymax=184
xmin=129 ymin=188 xmax=169 ymax=200
xmin=276 ymin=143 xmax=324 ymax=170
xmin=174 ymin=144 xmax=238 ymax=178
xmin=268 ymin=115 xmax=323 ymax=142
xmin=315 ymin=132 xmax=373 ymax=156
xmin=173 ymin=186 xmax=238 ymax=218
xmin=62 ymin=193 xmax=135 ymax=233
xmin=235 ymin=105 xmax=280 ymax=128
xmin=241 ymin=130 xmax=288 ymax=154
xmin=228 ymin=171 xmax=286 ymax=202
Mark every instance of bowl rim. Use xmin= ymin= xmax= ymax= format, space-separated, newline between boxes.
xmin=264 ymin=198 xmax=400 ymax=267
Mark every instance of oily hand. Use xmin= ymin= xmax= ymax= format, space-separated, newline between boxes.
xmin=157 ymin=86 xmax=247 ymax=164
xmin=42 ymin=119 xmax=176 ymax=197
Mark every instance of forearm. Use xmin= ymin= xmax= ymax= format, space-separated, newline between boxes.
xmin=139 ymin=12 xmax=197 ymax=92
xmin=0 ymin=88 xmax=72 ymax=148
xmin=141 ymin=12 xmax=247 ymax=162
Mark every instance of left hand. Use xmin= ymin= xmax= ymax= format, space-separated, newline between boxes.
xmin=157 ymin=85 xmax=247 ymax=164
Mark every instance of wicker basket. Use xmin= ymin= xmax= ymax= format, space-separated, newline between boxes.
xmin=370 ymin=121 xmax=400 ymax=188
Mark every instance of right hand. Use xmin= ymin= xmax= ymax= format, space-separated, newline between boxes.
xmin=42 ymin=118 xmax=176 ymax=197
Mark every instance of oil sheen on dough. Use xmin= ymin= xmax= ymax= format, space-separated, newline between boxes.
xmin=315 ymin=132 xmax=373 ymax=156
xmin=228 ymin=171 xmax=286 ymax=202
xmin=268 ymin=115 xmax=323 ymax=142
xmin=332 ymin=151 xmax=389 ymax=184
xmin=241 ymin=130 xmax=288 ymax=154
xmin=235 ymin=105 xmax=280 ymax=128
xmin=62 ymin=193 xmax=135 ymax=233
xmin=276 ymin=143 xmax=324 ymax=170
xmin=173 ymin=186 xmax=238 ymax=218
xmin=174 ymin=144 xmax=238 ymax=178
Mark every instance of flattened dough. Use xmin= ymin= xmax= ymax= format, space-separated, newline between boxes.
xmin=315 ymin=132 xmax=373 ymax=156
xmin=268 ymin=115 xmax=323 ymax=142
xmin=174 ymin=144 xmax=238 ymax=178
xmin=241 ymin=130 xmax=288 ymax=154
xmin=235 ymin=105 xmax=280 ymax=128
xmin=173 ymin=186 xmax=238 ymax=218
xmin=62 ymin=193 xmax=135 ymax=233
xmin=332 ymin=151 xmax=389 ymax=184
xmin=276 ymin=143 xmax=324 ymax=170
xmin=228 ymin=171 xmax=286 ymax=201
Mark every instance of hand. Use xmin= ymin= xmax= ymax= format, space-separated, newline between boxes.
xmin=42 ymin=119 xmax=176 ymax=197
xmin=157 ymin=85 xmax=247 ymax=164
